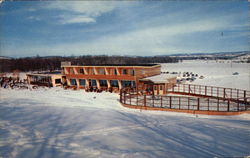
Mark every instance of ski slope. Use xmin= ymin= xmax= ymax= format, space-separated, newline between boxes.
xmin=1 ymin=87 xmax=250 ymax=158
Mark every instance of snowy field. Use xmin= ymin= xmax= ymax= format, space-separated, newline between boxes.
xmin=1 ymin=87 xmax=250 ymax=158
xmin=1 ymin=60 xmax=250 ymax=158
xmin=161 ymin=60 xmax=250 ymax=91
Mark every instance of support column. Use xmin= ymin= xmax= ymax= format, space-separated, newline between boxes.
xmin=96 ymin=79 xmax=100 ymax=89
xmin=73 ymin=67 xmax=78 ymax=74
xmin=83 ymin=68 xmax=88 ymax=74
xmin=116 ymin=68 xmax=120 ymax=75
xmin=118 ymin=80 xmax=122 ymax=90
xmin=66 ymin=79 xmax=70 ymax=86
xmin=105 ymin=68 xmax=109 ymax=75
xmin=27 ymin=75 xmax=31 ymax=84
xmin=76 ymin=79 xmax=80 ymax=89
xmin=107 ymin=80 xmax=111 ymax=88
xmin=86 ymin=79 xmax=89 ymax=88
xmin=64 ymin=68 xmax=69 ymax=74
xmin=93 ymin=67 xmax=98 ymax=75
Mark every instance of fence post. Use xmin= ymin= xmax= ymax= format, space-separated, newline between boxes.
xmin=230 ymin=89 xmax=232 ymax=99
xmin=208 ymin=98 xmax=209 ymax=111
xmin=227 ymin=100 xmax=230 ymax=112
xmin=179 ymin=97 xmax=181 ymax=109
xmin=211 ymin=87 xmax=213 ymax=97
xmin=144 ymin=95 xmax=146 ymax=107
xmin=188 ymin=85 xmax=191 ymax=94
xmin=237 ymin=89 xmax=239 ymax=100
xmin=223 ymin=88 xmax=226 ymax=99
xmin=217 ymin=98 xmax=219 ymax=111
xmin=205 ymin=86 xmax=207 ymax=96
xmin=124 ymin=91 xmax=126 ymax=104
xmin=120 ymin=90 xmax=122 ymax=102
xmin=161 ymin=96 xmax=163 ymax=108
xmin=152 ymin=95 xmax=154 ymax=107
xmin=199 ymin=85 xmax=201 ymax=95
xmin=244 ymin=90 xmax=246 ymax=102
xmin=170 ymin=96 xmax=172 ymax=109
xmin=237 ymin=100 xmax=239 ymax=112
xmin=130 ymin=93 xmax=131 ymax=105
xmin=217 ymin=88 xmax=219 ymax=98
xmin=136 ymin=94 xmax=138 ymax=106
xmin=188 ymin=97 xmax=190 ymax=110
xmin=197 ymin=98 xmax=200 ymax=110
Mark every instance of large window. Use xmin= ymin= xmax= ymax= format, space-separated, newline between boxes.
xmin=70 ymin=79 xmax=77 ymax=85
xmin=121 ymin=80 xmax=136 ymax=88
xmin=55 ymin=79 xmax=61 ymax=84
xmin=91 ymin=80 xmax=97 ymax=86
xmin=110 ymin=80 xmax=119 ymax=87
xmin=79 ymin=79 xmax=85 ymax=86
xmin=99 ymin=80 xmax=107 ymax=87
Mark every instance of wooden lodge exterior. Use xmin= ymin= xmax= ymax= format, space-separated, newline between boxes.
xmin=27 ymin=72 xmax=64 ymax=87
xmin=61 ymin=62 xmax=176 ymax=93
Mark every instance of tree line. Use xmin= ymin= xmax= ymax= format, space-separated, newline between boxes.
xmin=0 ymin=55 xmax=178 ymax=72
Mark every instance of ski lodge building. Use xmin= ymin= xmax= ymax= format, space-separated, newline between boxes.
xmin=61 ymin=62 xmax=176 ymax=94
xmin=26 ymin=72 xmax=64 ymax=87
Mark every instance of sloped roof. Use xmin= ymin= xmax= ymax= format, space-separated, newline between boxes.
xmin=140 ymin=74 xmax=177 ymax=83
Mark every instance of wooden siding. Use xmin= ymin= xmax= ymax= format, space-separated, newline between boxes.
xmin=63 ymin=65 xmax=161 ymax=80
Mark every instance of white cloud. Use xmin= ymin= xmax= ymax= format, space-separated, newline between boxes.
xmin=27 ymin=16 xmax=41 ymax=21
xmin=59 ymin=15 xmax=96 ymax=24
xmin=12 ymin=16 xmax=240 ymax=57
xmin=45 ymin=1 xmax=119 ymax=24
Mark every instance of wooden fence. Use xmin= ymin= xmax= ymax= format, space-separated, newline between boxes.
xmin=166 ymin=84 xmax=250 ymax=103
xmin=120 ymin=84 xmax=250 ymax=112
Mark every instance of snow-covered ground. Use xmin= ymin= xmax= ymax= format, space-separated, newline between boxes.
xmin=161 ymin=60 xmax=250 ymax=90
xmin=1 ymin=87 xmax=250 ymax=158
xmin=1 ymin=60 xmax=250 ymax=158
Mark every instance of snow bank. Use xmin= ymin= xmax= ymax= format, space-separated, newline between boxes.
xmin=1 ymin=87 xmax=250 ymax=158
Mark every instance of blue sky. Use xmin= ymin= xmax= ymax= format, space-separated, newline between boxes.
xmin=0 ymin=1 xmax=249 ymax=57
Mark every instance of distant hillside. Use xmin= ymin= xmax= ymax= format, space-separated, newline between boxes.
xmin=169 ymin=51 xmax=250 ymax=61
xmin=0 ymin=55 xmax=178 ymax=72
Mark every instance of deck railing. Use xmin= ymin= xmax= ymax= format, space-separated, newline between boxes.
xmin=120 ymin=84 xmax=250 ymax=112
xmin=166 ymin=83 xmax=250 ymax=103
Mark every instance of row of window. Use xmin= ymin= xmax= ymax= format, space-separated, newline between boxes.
xmin=69 ymin=79 xmax=136 ymax=88
xmin=66 ymin=68 xmax=136 ymax=76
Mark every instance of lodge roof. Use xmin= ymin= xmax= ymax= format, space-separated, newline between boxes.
xmin=63 ymin=64 xmax=160 ymax=67
xmin=140 ymin=74 xmax=177 ymax=84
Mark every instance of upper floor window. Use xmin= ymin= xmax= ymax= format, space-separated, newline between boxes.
xmin=70 ymin=68 xmax=74 ymax=74
xmin=123 ymin=69 xmax=127 ymax=75
xmin=79 ymin=68 xmax=84 ymax=74
xmin=130 ymin=69 xmax=135 ymax=76
xmin=92 ymin=69 xmax=95 ymax=75
xmin=99 ymin=68 xmax=105 ymax=75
